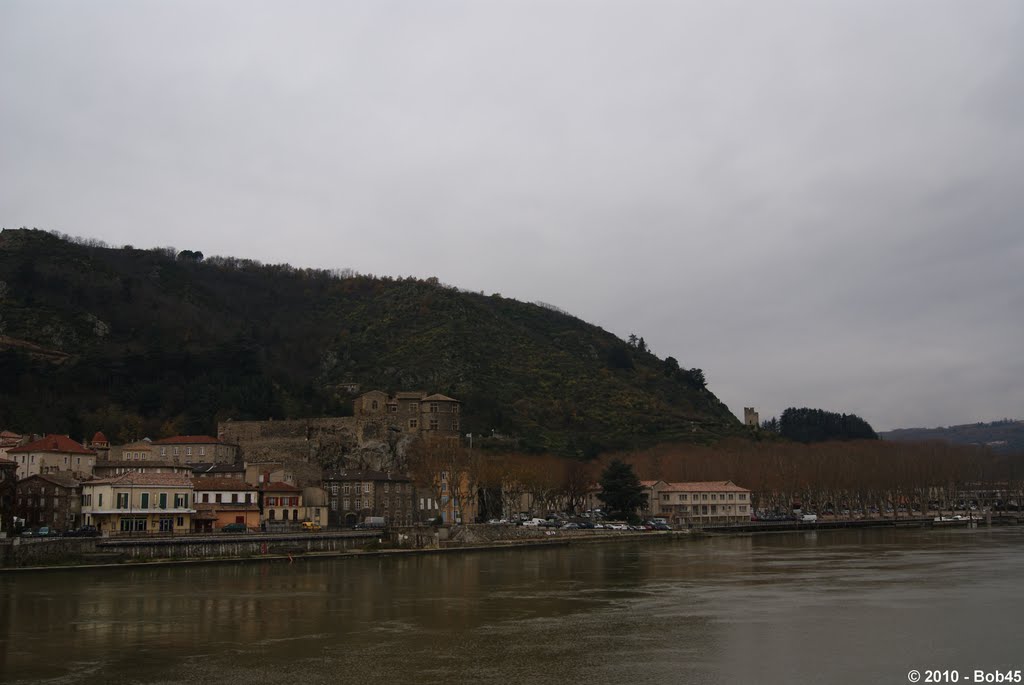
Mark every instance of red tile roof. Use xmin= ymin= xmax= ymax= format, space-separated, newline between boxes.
xmin=262 ymin=481 xmax=301 ymax=492
xmin=191 ymin=477 xmax=255 ymax=491
xmin=152 ymin=435 xmax=222 ymax=445
xmin=7 ymin=434 xmax=95 ymax=455
xmin=91 ymin=431 xmax=109 ymax=444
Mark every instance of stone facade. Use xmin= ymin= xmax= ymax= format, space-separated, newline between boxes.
xmin=0 ymin=458 xmax=17 ymax=536
xmin=744 ymin=407 xmax=759 ymax=428
xmin=150 ymin=436 xmax=238 ymax=464
xmin=15 ymin=472 xmax=82 ymax=532
xmin=217 ymin=391 xmax=462 ymax=484
xmin=322 ymin=469 xmax=416 ymax=527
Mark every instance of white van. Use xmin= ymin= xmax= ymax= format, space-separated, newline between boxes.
xmin=801 ymin=514 xmax=818 ymax=523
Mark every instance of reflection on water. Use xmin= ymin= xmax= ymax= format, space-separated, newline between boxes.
xmin=2 ymin=527 xmax=1023 ymax=684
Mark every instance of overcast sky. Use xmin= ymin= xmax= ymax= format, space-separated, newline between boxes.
xmin=2 ymin=1 xmax=1022 ymax=432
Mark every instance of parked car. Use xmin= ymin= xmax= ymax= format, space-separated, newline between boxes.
xmin=220 ymin=522 xmax=249 ymax=533
xmin=301 ymin=521 xmax=322 ymax=532
xmin=23 ymin=526 xmax=60 ymax=537
xmin=66 ymin=525 xmax=100 ymax=537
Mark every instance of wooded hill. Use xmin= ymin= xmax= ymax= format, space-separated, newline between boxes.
xmin=0 ymin=228 xmax=744 ymax=455
xmin=881 ymin=420 xmax=1024 ymax=456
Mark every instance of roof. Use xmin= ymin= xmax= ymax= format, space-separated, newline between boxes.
xmin=394 ymin=391 xmax=427 ymax=399
xmin=19 ymin=472 xmax=82 ymax=488
xmin=86 ymin=472 xmax=194 ymax=488
xmin=192 ymin=477 xmax=255 ymax=491
xmin=152 ymin=435 xmax=222 ymax=445
xmin=660 ymin=480 xmax=750 ymax=493
xmin=262 ymin=481 xmax=301 ymax=492
xmin=118 ymin=440 xmax=155 ymax=451
xmin=421 ymin=394 xmax=460 ymax=403
xmin=91 ymin=431 xmax=109 ymax=444
xmin=191 ymin=462 xmax=245 ymax=474
xmin=7 ymin=434 xmax=95 ymax=456
xmin=323 ymin=469 xmax=411 ymax=482
xmin=639 ymin=480 xmax=662 ymax=488
xmin=95 ymin=459 xmax=186 ymax=469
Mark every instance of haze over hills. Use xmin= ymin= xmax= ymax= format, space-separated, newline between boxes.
xmin=0 ymin=228 xmax=745 ymax=455
xmin=880 ymin=420 xmax=1024 ymax=456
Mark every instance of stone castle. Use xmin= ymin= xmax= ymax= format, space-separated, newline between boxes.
xmin=218 ymin=390 xmax=461 ymax=484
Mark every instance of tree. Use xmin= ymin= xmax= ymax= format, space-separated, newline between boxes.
xmin=597 ymin=459 xmax=647 ymax=521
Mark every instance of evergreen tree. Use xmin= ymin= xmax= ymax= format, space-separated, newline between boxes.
xmin=597 ymin=459 xmax=648 ymax=520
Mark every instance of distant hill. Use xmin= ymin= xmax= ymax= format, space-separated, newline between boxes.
xmin=880 ymin=420 xmax=1024 ymax=455
xmin=0 ymin=228 xmax=744 ymax=455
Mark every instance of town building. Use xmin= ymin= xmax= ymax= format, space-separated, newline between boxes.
xmin=15 ymin=472 xmax=82 ymax=532
xmin=191 ymin=462 xmax=246 ymax=480
xmin=322 ymin=469 xmax=416 ymax=527
xmin=654 ymin=481 xmax=752 ymax=525
xmin=5 ymin=434 xmax=96 ymax=480
xmin=81 ymin=472 xmax=195 ymax=535
xmin=192 ymin=477 xmax=259 ymax=532
xmin=0 ymin=430 xmax=27 ymax=461
xmin=109 ymin=438 xmax=157 ymax=462
xmin=93 ymin=460 xmax=193 ymax=479
xmin=0 ymin=457 xmax=18 ymax=535
xmin=261 ymin=481 xmax=305 ymax=526
xmin=354 ymin=390 xmax=461 ymax=437
xmin=150 ymin=436 xmax=239 ymax=464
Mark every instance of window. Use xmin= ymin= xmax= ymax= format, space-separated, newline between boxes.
xmin=363 ymin=483 xmax=370 ymax=493
xmin=175 ymin=494 xmax=188 ymax=508
xmin=331 ymin=484 xmax=338 ymax=495
xmin=701 ymin=505 xmax=709 ymax=515
xmin=371 ymin=400 xmax=379 ymax=410
xmin=453 ymin=404 xmax=459 ymax=414
xmin=389 ymin=405 xmax=397 ymax=413
xmin=246 ymin=493 xmax=252 ymax=504
xmin=159 ymin=493 xmax=168 ymax=509
xmin=331 ymin=497 xmax=338 ymax=510
xmin=117 ymin=493 xmax=129 ymax=509
xmin=384 ymin=499 xmax=389 ymax=509
xmin=266 ymin=496 xmax=277 ymax=506
xmin=199 ymin=447 xmax=205 ymax=456
xmin=343 ymin=484 xmax=351 ymax=494
xmin=215 ymin=493 xmax=222 ymax=503
xmin=429 ymin=419 xmax=439 ymax=430
xmin=711 ymin=494 xmax=717 ymax=501
xmin=173 ymin=447 xmax=179 ymax=456
xmin=176 ymin=516 xmax=184 ymax=527
xmin=409 ymin=419 xmax=418 ymax=429
xmin=186 ymin=447 xmax=192 ymax=456
xmin=728 ymin=493 xmax=734 ymax=500
xmin=140 ymin=493 xmax=149 ymax=509
xmin=452 ymin=419 xmax=459 ymax=431
xmin=410 ymin=402 xmax=419 ymax=413
xmin=343 ymin=498 xmax=350 ymax=509
xmin=702 ymin=494 xmax=708 ymax=501
xmin=430 ymin=402 xmax=439 ymax=413
xmin=739 ymin=493 xmax=747 ymax=500
xmin=161 ymin=447 xmax=167 ymax=457
xmin=269 ymin=510 xmax=276 ymax=520
xmin=711 ymin=505 xmax=718 ymax=514
xmin=159 ymin=518 xmax=173 ymax=532
xmin=232 ymin=493 xmax=238 ymax=504
xmin=98 ymin=493 xmax=103 ymax=507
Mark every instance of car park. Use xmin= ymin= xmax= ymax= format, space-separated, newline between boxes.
xmin=66 ymin=525 xmax=100 ymax=537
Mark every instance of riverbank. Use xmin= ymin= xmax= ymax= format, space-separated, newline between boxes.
xmin=4 ymin=515 xmax=1018 ymax=573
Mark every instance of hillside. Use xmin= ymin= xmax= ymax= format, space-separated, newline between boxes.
xmin=0 ymin=228 xmax=744 ymax=455
xmin=881 ymin=420 xmax=1024 ymax=456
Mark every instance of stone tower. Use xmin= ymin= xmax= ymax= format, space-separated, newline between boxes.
xmin=744 ymin=407 xmax=759 ymax=428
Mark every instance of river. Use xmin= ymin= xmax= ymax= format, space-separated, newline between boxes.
xmin=2 ymin=526 xmax=1023 ymax=684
